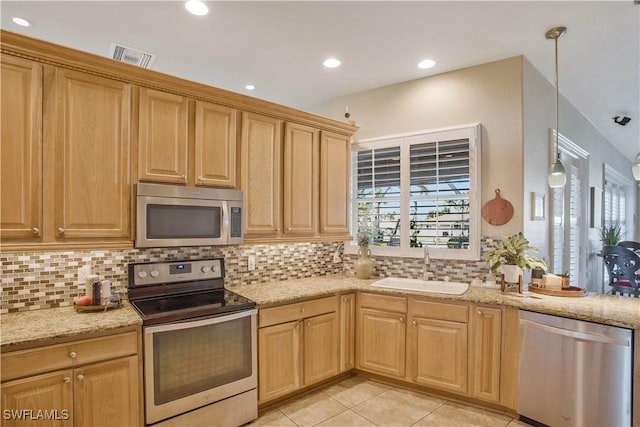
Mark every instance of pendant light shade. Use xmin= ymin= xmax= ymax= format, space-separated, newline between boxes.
xmin=546 ymin=26 xmax=567 ymax=189
xmin=633 ymin=152 xmax=640 ymax=181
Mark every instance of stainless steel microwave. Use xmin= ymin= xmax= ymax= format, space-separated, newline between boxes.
xmin=135 ymin=183 xmax=244 ymax=248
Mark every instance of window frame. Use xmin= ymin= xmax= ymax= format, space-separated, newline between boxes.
xmin=347 ymin=123 xmax=481 ymax=260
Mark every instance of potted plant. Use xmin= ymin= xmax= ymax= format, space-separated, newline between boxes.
xmin=486 ymin=232 xmax=547 ymax=283
xmin=600 ymin=224 xmax=621 ymax=246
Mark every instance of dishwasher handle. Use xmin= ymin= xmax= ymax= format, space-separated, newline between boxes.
xmin=519 ymin=318 xmax=630 ymax=347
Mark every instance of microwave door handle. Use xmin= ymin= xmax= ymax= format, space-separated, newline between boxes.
xmin=221 ymin=202 xmax=230 ymax=243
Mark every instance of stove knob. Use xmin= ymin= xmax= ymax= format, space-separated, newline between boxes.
xmin=201 ymin=266 xmax=211 ymax=273
xmin=138 ymin=271 xmax=148 ymax=279
xmin=150 ymin=270 xmax=160 ymax=278
xmin=212 ymin=264 xmax=220 ymax=273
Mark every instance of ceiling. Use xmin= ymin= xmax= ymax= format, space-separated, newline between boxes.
xmin=2 ymin=1 xmax=638 ymax=161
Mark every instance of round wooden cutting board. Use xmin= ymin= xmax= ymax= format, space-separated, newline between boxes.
xmin=482 ymin=189 xmax=514 ymax=225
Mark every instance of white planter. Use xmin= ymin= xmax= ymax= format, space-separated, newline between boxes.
xmin=501 ymin=265 xmax=522 ymax=283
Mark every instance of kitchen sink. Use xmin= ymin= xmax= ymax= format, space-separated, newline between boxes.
xmin=371 ymin=277 xmax=469 ymax=295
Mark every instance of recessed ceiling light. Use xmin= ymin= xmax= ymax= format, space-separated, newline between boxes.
xmin=185 ymin=0 xmax=208 ymax=16
xmin=418 ymin=59 xmax=436 ymax=69
xmin=323 ymin=58 xmax=341 ymax=68
xmin=245 ymin=84 xmax=255 ymax=91
xmin=12 ymin=17 xmax=31 ymax=27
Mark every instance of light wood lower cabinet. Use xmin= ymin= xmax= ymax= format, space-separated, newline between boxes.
xmin=0 ymin=330 xmax=141 ymax=427
xmin=469 ymin=305 xmax=502 ymax=404
xmin=356 ymin=294 xmax=407 ymax=378
xmin=258 ymin=296 xmax=339 ymax=404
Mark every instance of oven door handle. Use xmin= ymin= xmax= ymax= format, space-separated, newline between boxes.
xmin=144 ymin=308 xmax=257 ymax=334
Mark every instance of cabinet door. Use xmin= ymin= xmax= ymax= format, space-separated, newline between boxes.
xmin=241 ymin=112 xmax=282 ymax=237
xmin=52 ymin=69 xmax=131 ymax=240
xmin=74 ymin=356 xmax=140 ymax=427
xmin=339 ymin=293 xmax=356 ymax=372
xmin=303 ymin=312 xmax=338 ymax=385
xmin=138 ymin=88 xmax=188 ymax=184
xmin=194 ymin=101 xmax=237 ymax=187
xmin=283 ymin=123 xmax=318 ymax=235
xmin=258 ymin=320 xmax=301 ymax=403
xmin=319 ymin=131 xmax=350 ymax=235
xmin=1 ymin=370 xmax=73 ymax=427
xmin=408 ymin=317 xmax=467 ymax=394
xmin=470 ymin=306 xmax=502 ymax=403
xmin=357 ymin=308 xmax=405 ymax=378
xmin=1 ymin=55 xmax=42 ymax=240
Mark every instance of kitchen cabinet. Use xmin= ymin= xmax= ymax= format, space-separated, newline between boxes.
xmin=339 ymin=293 xmax=356 ymax=372
xmin=257 ymin=296 xmax=338 ymax=404
xmin=1 ymin=330 xmax=141 ymax=427
xmin=319 ymin=131 xmax=350 ymax=236
xmin=407 ymin=299 xmax=468 ymax=394
xmin=469 ymin=304 xmax=502 ymax=404
xmin=241 ymin=112 xmax=283 ymax=237
xmin=357 ymin=293 xmax=407 ymax=378
xmin=283 ymin=122 xmax=319 ymax=235
xmin=194 ymin=101 xmax=237 ymax=187
xmin=138 ymin=88 xmax=189 ymax=184
xmin=51 ymin=68 xmax=131 ymax=241
xmin=0 ymin=55 xmax=42 ymax=241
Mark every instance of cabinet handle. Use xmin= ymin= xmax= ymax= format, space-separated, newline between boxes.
xmin=301 ymin=307 xmax=307 ymax=313
xmin=58 ymin=227 xmax=65 ymax=235
xmin=399 ymin=317 xmax=404 ymax=323
xmin=63 ymin=377 xmax=71 ymax=383
xmin=69 ymin=351 xmax=77 ymax=359
xmin=181 ymin=174 xmax=187 ymax=182
xmin=287 ymin=227 xmax=292 ymax=232
xmin=197 ymin=176 xmax=203 ymax=182
xmin=295 ymin=324 xmax=300 ymax=329
xmin=412 ymin=320 xmax=417 ymax=326
xmin=31 ymin=227 xmax=40 ymax=235
xmin=307 ymin=321 xmax=311 ymax=327
xmin=477 ymin=310 xmax=482 ymax=316
xmin=76 ymin=374 xmax=84 ymax=381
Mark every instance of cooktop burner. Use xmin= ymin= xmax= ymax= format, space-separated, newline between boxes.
xmin=127 ymin=258 xmax=255 ymax=325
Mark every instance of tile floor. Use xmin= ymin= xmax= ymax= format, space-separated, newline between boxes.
xmin=250 ymin=376 xmax=529 ymax=427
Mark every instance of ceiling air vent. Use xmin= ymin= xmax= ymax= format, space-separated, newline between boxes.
xmin=109 ymin=43 xmax=156 ymax=69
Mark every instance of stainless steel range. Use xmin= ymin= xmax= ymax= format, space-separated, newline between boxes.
xmin=128 ymin=258 xmax=257 ymax=427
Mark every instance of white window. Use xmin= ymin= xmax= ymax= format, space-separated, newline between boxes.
xmin=349 ymin=124 xmax=481 ymax=260
xmin=603 ymin=164 xmax=631 ymax=238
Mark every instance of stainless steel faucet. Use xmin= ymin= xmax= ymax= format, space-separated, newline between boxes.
xmin=422 ymin=245 xmax=434 ymax=280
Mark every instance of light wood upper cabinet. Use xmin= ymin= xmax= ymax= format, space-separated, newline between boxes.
xmin=1 ymin=370 xmax=73 ymax=427
xmin=241 ymin=112 xmax=282 ymax=237
xmin=303 ymin=312 xmax=338 ymax=384
xmin=320 ymin=131 xmax=350 ymax=235
xmin=52 ymin=68 xmax=131 ymax=240
xmin=1 ymin=55 xmax=42 ymax=241
xmin=470 ymin=305 xmax=502 ymax=404
xmin=283 ymin=123 xmax=319 ymax=235
xmin=138 ymin=88 xmax=189 ymax=184
xmin=73 ymin=356 xmax=139 ymax=427
xmin=194 ymin=101 xmax=237 ymax=187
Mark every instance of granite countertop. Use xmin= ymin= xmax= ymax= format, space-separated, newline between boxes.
xmin=1 ymin=303 xmax=142 ymax=351
xmin=233 ymin=274 xmax=640 ymax=329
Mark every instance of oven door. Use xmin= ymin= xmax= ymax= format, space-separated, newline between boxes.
xmin=143 ymin=309 xmax=257 ymax=425
xmin=136 ymin=196 xmax=228 ymax=248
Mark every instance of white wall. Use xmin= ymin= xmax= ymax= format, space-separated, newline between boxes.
xmin=311 ymin=56 xmax=525 ymax=237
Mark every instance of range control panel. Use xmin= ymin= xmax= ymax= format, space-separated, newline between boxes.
xmin=129 ymin=259 xmax=223 ymax=287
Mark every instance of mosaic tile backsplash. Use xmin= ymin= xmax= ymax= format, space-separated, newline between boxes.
xmin=1 ymin=238 xmax=498 ymax=313
xmin=1 ymin=242 xmax=344 ymax=313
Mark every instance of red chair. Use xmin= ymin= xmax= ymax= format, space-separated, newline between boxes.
xmin=602 ymin=245 xmax=640 ymax=297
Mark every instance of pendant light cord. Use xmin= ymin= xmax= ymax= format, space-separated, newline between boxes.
xmin=554 ymin=35 xmax=560 ymax=162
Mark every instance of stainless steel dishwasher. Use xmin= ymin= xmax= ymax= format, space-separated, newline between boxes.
xmin=518 ymin=311 xmax=633 ymax=427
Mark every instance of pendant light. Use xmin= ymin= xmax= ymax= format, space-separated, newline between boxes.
xmin=546 ymin=26 xmax=567 ymax=188
xmin=633 ymin=152 xmax=640 ymax=181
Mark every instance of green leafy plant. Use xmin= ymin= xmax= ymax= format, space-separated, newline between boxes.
xmin=357 ymin=229 xmax=371 ymax=247
xmin=600 ymin=224 xmax=621 ymax=245
xmin=485 ymin=232 xmax=547 ymax=274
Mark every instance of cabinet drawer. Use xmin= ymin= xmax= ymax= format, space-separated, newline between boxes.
xmin=359 ymin=293 xmax=407 ymax=313
xmin=409 ymin=299 xmax=468 ymax=323
xmin=1 ymin=331 xmax=138 ymax=381
xmin=259 ymin=296 xmax=338 ymax=328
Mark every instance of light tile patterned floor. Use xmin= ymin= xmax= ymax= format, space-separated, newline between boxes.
xmin=250 ymin=376 xmax=529 ymax=427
